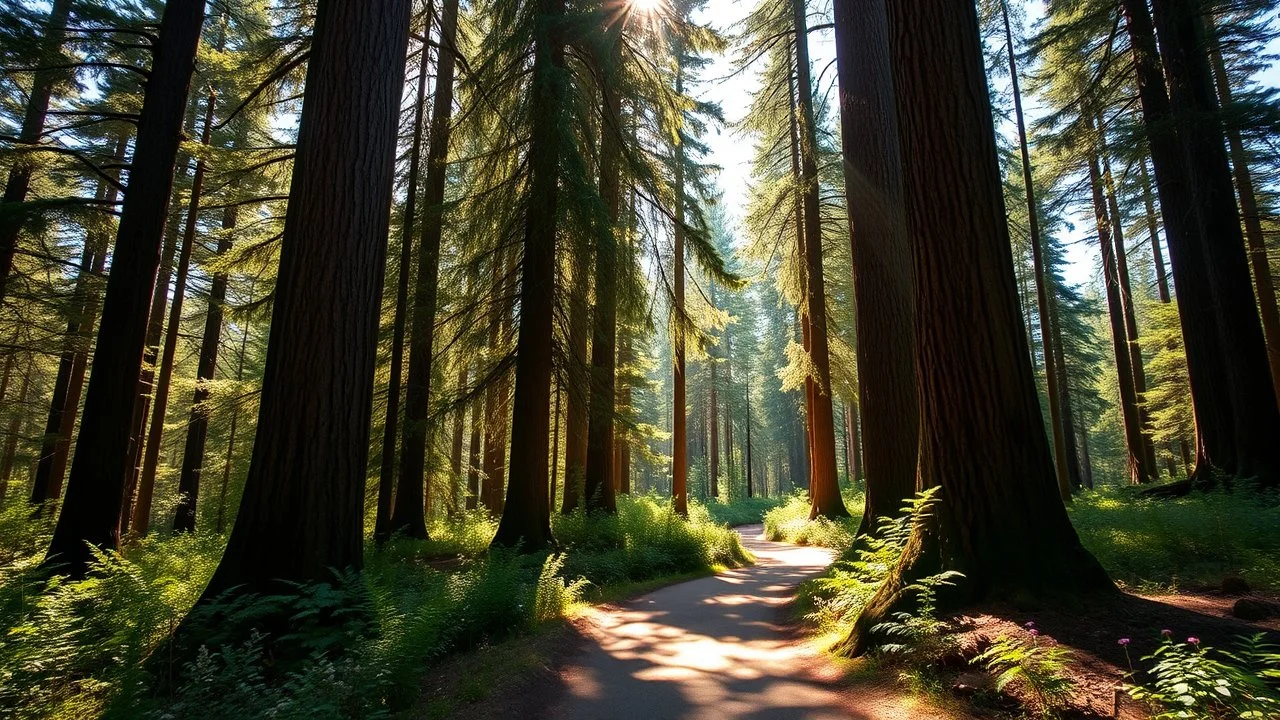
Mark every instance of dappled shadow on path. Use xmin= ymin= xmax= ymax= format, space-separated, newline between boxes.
xmin=547 ymin=526 xmax=954 ymax=720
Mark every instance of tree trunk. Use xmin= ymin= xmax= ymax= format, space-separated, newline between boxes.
xmin=793 ymin=0 xmax=847 ymax=520
xmin=173 ymin=200 xmax=239 ymax=533
xmin=466 ymin=384 xmax=482 ymax=510
xmin=562 ymin=255 xmax=590 ymax=513
xmin=1207 ymin=19 xmax=1280 ymax=407
xmin=583 ymin=36 xmax=622 ymax=514
xmin=670 ymin=49 xmax=689 ymax=519
xmin=198 ymin=0 xmax=412 ymax=597
xmin=490 ymin=0 xmax=563 ymax=550
xmin=847 ymin=400 xmax=863 ymax=484
xmin=45 ymin=0 xmax=206 ymax=577
xmin=1139 ymin=160 xmax=1172 ymax=304
xmin=745 ymin=373 xmax=753 ymax=498
xmin=0 ymin=0 xmax=73 ymax=299
xmin=550 ymin=374 xmax=561 ymax=508
xmin=395 ymin=0 xmax=459 ymax=538
xmin=215 ymin=319 xmax=250 ymax=534
xmin=1002 ymin=0 xmax=1072 ymax=502
xmin=376 ymin=25 xmax=432 ymax=543
xmin=1047 ymin=293 xmax=1083 ymax=488
xmin=450 ymin=366 xmax=467 ymax=515
xmin=839 ymin=0 xmax=1112 ymax=654
xmin=616 ymin=332 xmax=631 ymax=496
xmin=833 ymin=0 xmax=918 ymax=531
xmin=709 ymin=345 xmax=719 ymax=500
xmin=132 ymin=88 xmax=218 ymax=536
xmin=0 ymin=366 xmax=32 ymax=494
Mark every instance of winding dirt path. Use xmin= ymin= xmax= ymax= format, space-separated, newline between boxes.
xmin=548 ymin=524 xmax=960 ymax=720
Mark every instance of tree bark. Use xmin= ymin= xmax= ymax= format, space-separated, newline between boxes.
xmin=670 ymin=47 xmax=689 ymax=519
xmin=214 ymin=318 xmax=250 ymax=534
xmin=832 ymin=0 xmax=918 ymax=531
xmin=490 ymin=0 xmax=563 ymax=550
xmin=1 ymin=366 xmax=32 ymax=494
xmin=198 ymin=0 xmax=412 ymax=597
xmin=0 ymin=0 xmax=74 ymax=299
xmin=45 ymin=0 xmax=206 ymax=577
xmin=839 ymin=0 xmax=1112 ymax=654
xmin=132 ymin=88 xmax=218 ymax=536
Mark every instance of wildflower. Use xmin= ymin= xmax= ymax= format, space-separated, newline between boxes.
xmin=1161 ymin=629 xmax=1172 ymax=638
xmin=1024 ymin=621 xmax=1036 ymax=629
xmin=1029 ymin=629 xmax=1040 ymax=637
xmin=1187 ymin=637 xmax=1200 ymax=646
xmin=1118 ymin=638 xmax=1130 ymax=646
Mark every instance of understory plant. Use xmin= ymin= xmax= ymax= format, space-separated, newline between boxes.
xmin=976 ymin=623 xmax=1075 ymax=718
xmin=1125 ymin=632 xmax=1280 ymax=719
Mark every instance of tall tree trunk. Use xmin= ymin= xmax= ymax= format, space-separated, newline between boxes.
xmin=1099 ymin=132 xmax=1160 ymax=479
xmin=466 ymin=383 xmax=481 ymax=510
xmin=847 ymin=400 xmax=863 ymax=484
xmin=376 ymin=25 xmax=432 ymax=543
xmin=709 ymin=344 xmax=719 ymax=499
xmin=787 ymin=49 xmax=815 ymax=499
xmin=198 ymin=0 xmax=412 ymax=598
xmin=131 ymin=88 xmax=218 ymax=536
xmin=1081 ymin=426 xmax=1095 ymax=489
xmin=0 ymin=0 xmax=73 ymax=299
xmin=833 ymin=0 xmax=918 ymax=531
xmin=550 ymin=374 xmax=561 ymax=508
xmin=173 ymin=200 xmax=239 ymax=533
xmin=1139 ymin=160 xmax=1172 ymax=304
xmin=793 ymin=0 xmax=847 ymax=520
xmin=1002 ymin=0 xmax=1072 ymax=502
xmin=450 ymin=366 xmax=467 ymax=515
xmin=839 ymin=0 xmax=1112 ymax=654
xmin=670 ymin=48 xmax=689 ymax=519
xmin=562 ymin=256 xmax=590 ymax=513
xmin=215 ymin=319 xmax=250 ymax=534
xmin=395 ymin=0 xmax=459 ymax=537
xmin=616 ymin=332 xmax=631 ymax=496
xmin=490 ymin=0 xmax=563 ymax=550
xmin=583 ymin=36 xmax=622 ymax=514
xmin=1047 ymin=294 xmax=1083 ymax=488
xmin=745 ymin=372 xmax=753 ymax=498
xmin=1207 ymin=19 xmax=1280 ymax=406
xmin=30 ymin=142 xmax=123 ymax=507
xmin=45 ymin=0 xmax=206 ymax=577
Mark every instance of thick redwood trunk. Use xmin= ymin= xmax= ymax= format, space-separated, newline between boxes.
xmin=793 ymin=0 xmax=847 ymax=520
xmin=0 ymin=0 xmax=73 ymax=299
xmin=173 ymin=202 xmax=239 ymax=533
xmin=45 ymin=0 xmax=206 ymax=577
xmin=840 ymin=0 xmax=1111 ymax=654
xmin=832 ymin=0 xmax=917 ymax=530
xmin=491 ymin=0 xmax=563 ymax=549
xmin=199 ymin=0 xmax=412 ymax=597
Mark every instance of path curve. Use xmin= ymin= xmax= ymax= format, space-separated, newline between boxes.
xmin=549 ymin=524 xmax=956 ymax=720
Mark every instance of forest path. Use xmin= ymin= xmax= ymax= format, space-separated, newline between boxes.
xmin=547 ymin=524 xmax=959 ymax=720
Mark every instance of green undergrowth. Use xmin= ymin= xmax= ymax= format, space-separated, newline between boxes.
xmin=762 ymin=491 xmax=863 ymax=552
xmin=0 ymin=493 xmax=747 ymax=719
xmin=700 ymin=496 xmax=785 ymax=527
xmin=1068 ymin=486 xmax=1280 ymax=592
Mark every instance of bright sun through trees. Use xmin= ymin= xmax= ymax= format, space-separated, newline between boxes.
xmin=1 ymin=0 xmax=1278 ymax=717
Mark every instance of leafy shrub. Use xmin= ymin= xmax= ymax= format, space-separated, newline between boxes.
xmin=762 ymin=493 xmax=858 ymax=551
xmin=1126 ymin=632 xmax=1280 ymax=719
xmin=701 ymin=496 xmax=784 ymax=527
xmin=977 ymin=625 xmax=1075 ymax=717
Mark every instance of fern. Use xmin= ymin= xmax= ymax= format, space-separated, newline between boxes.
xmin=976 ymin=633 xmax=1075 ymax=717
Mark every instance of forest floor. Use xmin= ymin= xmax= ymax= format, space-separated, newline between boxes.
xmin=428 ymin=525 xmax=964 ymax=720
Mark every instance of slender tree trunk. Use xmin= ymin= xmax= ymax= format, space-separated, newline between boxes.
xmin=215 ymin=319 xmax=250 ymax=534
xmin=833 ymin=0 xmax=917 ymax=530
xmin=839 ymin=0 xmax=1112 ymax=654
xmin=793 ymin=0 xmax=848 ymax=520
xmin=198 ymin=0 xmax=412 ymax=598
xmin=490 ymin=0 xmax=563 ymax=550
xmin=395 ymin=0 xmax=459 ymax=538
xmin=562 ymin=256 xmax=590 ymax=513
xmin=709 ymin=345 xmax=719 ymax=499
xmin=376 ymin=25 xmax=432 ymax=543
xmin=1 ymin=366 xmax=32 ymax=496
xmin=132 ymin=88 xmax=218 ymax=536
xmin=466 ymin=383 xmax=481 ymax=510
xmin=450 ymin=366 xmax=467 ymax=515
xmin=45 ymin=0 xmax=207 ymax=577
xmin=0 ymin=0 xmax=73 ymax=299
xmin=1138 ymin=160 xmax=1172 ymax=304
xmin=1207 ymin=19 xmax=1280 ymax=406
xmin=616 ymin=332 xmax=631 ymax=496
xmin=670 ymin=49 xmax=689 ymax=519
xmin=1048 ymin=294 xmax=1083 ymax=488
xmin=550 ymin=374 xmax=561 ymax=509
xmin=583 ymin=34 xmax=622 ymax=514
xmin=745 ymin=373 xmax=753 ymax=498
xmin=1081 ymin=426 xmax=1095 ymax=489
xmin=1003 ymin=0 xmax=1072 ymax=502
xmin=173 ymin=200 xmax=239 ymax=533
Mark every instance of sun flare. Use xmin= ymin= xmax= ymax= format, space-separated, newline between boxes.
xmin=627 ymin=0 xmax=663 ymax=16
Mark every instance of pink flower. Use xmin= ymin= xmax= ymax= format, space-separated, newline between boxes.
xmin=1025 ymin=621 xmax=1036 ymax=629
xmin=1118 ymin=638 xmax=1131 ymax=646
xmin=1187 ymin=637 xmax=1200 ymax=646
xmin=1029 ymin=629 xmax=1040 ymax=637
xmin=1161 ymin=629 xmax=1172 ymax=638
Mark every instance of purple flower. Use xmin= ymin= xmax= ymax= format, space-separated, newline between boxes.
xmin=1187 ymin=637 xmax=1200 ymax=646
xmin=1118 ymin=638 xmax=1131 ymax=646
xmin=1025 ymin=621 xmax=1036 ymax=629
xmin=1029 ymin=629 xmax=1040 ymax=637
xmin=1161 ymin=629 xmax=1173 ymax=638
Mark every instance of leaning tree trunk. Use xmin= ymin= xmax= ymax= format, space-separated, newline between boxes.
xmin=793 ymin=0 xmax=848 ymax=520
xmin=198 ymin=0 xmax=412 ymax=598
xmin=583 ymin=37 xmax=622 ymax=515
xmin=490 ymin=0 xmax=564 ymax=550
xmin=0 ymin=0 xmax=73 ymax=300
xmin=45 ymin=0 xmax=206 ymax=578
xmin=395 ymin=0 xmax=459 ymax=538
xmin=376 ymin=23 xmax=432 ymax=543
xmin=833 ymin=0 xmax=918 ymax=532
xmin=132 ymin=88 xmax=218 ymax=536
xmin=172 ymin=202 xmax=239 ymax=533
xmin=838 ymin=0 xmax=1112 ymax=655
